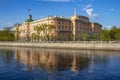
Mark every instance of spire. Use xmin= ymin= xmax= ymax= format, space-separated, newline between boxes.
xmin=74 ymin=8 xmax=77 ymax=16
xmin=28 ymin=9 xmax=32 ymax=19
xmin=28 ymin=9 xmax=31 ymax=15
xmin=25 ymin=9 xmax=33 ymax=22
xmin=29 ymin=14 xmax=32 ymax=20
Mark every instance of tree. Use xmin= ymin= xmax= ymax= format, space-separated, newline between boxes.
xmin=81 ymin=34 xmax=90 ymax=41
xmin=44 ymin=24 xmax=55 ymax=41
xmin=100 ymin=26 xmax=120 ymax=41
xmin=115 ymin=28 xmax=120 ymax=40
xmin=109 ymin=26 xmax=117 ymax=40
xmin=34 ymin=24 xmax=45 ymax=41
xmin=0 ymin=29 xmax=15 ymax=41
xmin=13 ymin=23 xmax=22 ymax=41
xmin=4 ymin=27 xmax=12 ymax=30
xmin=31 ymin=33 xmax=37 ymax=41
xmin=33 ymin=24 xmax=55 ymax=41
xmin=100 ymin=30 xmax=111 ymax=41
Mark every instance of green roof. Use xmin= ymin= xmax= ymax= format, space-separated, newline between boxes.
xmin=25 ymin=19 xmax=33 ymax=22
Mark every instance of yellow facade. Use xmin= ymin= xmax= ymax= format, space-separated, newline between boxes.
xmin=15 ymin=14 xmax=102 ymax=41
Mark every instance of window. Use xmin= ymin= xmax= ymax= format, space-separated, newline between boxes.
xmin=69 ymin=23 xmax=71 ymax=25
xmin=58 ymin=22 xmax=60 ymax=24
xmin=76 ymin=23 xmax=78 ymax=25
xmin=62 ymin=22 xmax=64 ymax=25
xmin=62 ymin=26 xmax=64 ymax=30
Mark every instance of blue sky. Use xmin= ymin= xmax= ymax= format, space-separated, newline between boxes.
xmin=0 ymin=0 xmax=120 ymax=29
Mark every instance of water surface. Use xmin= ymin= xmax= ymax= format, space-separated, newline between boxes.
xmin=0 ymin=47 xmax=120 ymax=80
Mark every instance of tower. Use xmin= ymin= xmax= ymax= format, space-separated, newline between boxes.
xmin=24 ymin=9 xmax=33 ymax=41
xmin=74 ymin=8 xmax=77 ymax=17
xmin=25 ymin=9 xmax=33 ymax=22
xmin=28 ymin=14 xmax=32 ymax=20
xmin=71 ymin=8 xmax=77 ymax=40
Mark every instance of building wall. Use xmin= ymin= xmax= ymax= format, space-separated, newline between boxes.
xmin=16 ymin=14 xmax=102 ymax=41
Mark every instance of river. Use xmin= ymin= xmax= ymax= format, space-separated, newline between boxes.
xmin=0 ymin=47 xmax=120 ymax=80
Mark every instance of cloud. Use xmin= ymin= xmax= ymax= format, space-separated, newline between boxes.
xmin=38 ymin=0 xmax=72 ymax=2
xmin=83 ymin=4 xmax=98 ymax=19
xmin=86 ymin=8 xmax=98 ymax=18
xmin=83 ymin=4 xmax=92 ymax=10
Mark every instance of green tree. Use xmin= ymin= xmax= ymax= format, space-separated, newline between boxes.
xmin=44 ymin=24 xmax=55 ymax=41
xmin=13 ymin=23 xmax=22 ymax=41
xmin=33 ymin=24 xmax=55 ymax=41
xmin=100 ymin=26 xmax=120 ymax=41
xmin=100 ymin=30 xmax=111 ymax=41
xmin=34 ymin=24 xmax=45 ymax=41
xmin=115 ymin=28 xmax=120 ymax=40
xmin=81 ymin=34 xmax=90 ymax=41
xmin=31 ymin=33 xmax=37 ymax=41
xmin=109 ymin=26 xmax=117 ymax=40
xmin=0 ymin=29 xmax=15 ymax=41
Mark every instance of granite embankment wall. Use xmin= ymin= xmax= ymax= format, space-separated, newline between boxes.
xmin=0 ymin=41 xmax=120 ymax=51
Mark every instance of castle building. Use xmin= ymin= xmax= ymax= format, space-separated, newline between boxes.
xmin=15 ymin=12 xmax=102 ymax=41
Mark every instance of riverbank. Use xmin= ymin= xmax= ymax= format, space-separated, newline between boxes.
xmin=0 ymin=41 xmax=120 ymax=51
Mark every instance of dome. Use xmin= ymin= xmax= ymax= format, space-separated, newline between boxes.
xmin=25 ymin=14 xmax=33 ymax=22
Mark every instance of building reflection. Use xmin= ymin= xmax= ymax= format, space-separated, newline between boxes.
xmin=14 ymin=48 xmax=91 ymax=72
xmin=13 ymin=48 xmax=112 ymax=73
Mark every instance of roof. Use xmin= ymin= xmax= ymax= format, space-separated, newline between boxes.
xmin=25 ymin=19 xmax=33 ymax=22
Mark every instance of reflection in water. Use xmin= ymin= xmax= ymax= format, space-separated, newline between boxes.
xmin=1 ymin=47 xmax=120 ymax=80
xmin=14 ymin=48 xmax=90 ymax=73
xmin=13 ymin=48 xmax=109 ymax=73
xmin=0 ymin=49 xmax=14 ymax=63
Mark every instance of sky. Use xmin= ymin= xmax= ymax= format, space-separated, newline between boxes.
xmin=0 ymin=0 xmax=120 ymax=29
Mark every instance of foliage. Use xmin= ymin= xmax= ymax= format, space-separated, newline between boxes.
xmin=100 ymin=26 xmax=120 ymax=41
xmin=0 ymin=29 xmax=15 ymax=41
xmin=80 ymin=34 xmax=90 ymax=41
xmin=109 ymin=26 xmax=117 ymax=40
xmin=32 ymin=24 xmax=55 ymax=41
xmin=100 ymin=30 xmax=111 ymax=41
xmin=115 ymin=28 xmax=120 ymax=40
